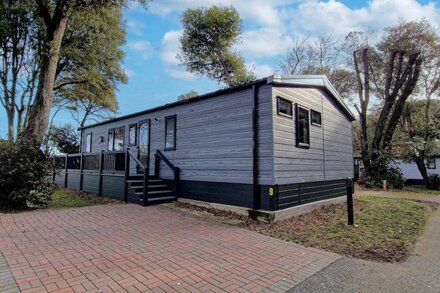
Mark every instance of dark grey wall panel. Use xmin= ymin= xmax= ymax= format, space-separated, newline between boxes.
xmin=275 ymin=179 xmax=346 ymax=210
xmin=177 ymin=180 xmax=254 ymax=208
xmin=54 ymin=172 xmax=65 ymax=186
xmin=102 ymin=175 xmax=124 ymax=200
xmin=66 ymin=172 xmax=80 ymax=190
xmin=81 ymin=84 xmax=274 ymax=186
xmin=82 ymin=173 xmax=100 ymax=194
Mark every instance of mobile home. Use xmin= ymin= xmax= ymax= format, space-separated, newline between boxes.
xmin=54 ymin=75 xmax=355 ymax=213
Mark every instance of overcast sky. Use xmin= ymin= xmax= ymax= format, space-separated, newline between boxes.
xmin=1 ymin=0 xmax=440 ymax=137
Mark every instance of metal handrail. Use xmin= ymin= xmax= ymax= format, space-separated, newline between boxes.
xmin=156 ymin=150 xmax=177 ymax=171
xmin=127 ymin=149 xmax=145 ymax=171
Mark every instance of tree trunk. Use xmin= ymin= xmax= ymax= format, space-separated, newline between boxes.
xmin=216 ymin=49 xmax=233 ymax=87
xmin=23 ymin=16 xmax=68 ymax=143
xmin=415 ymin=155 xmax=430 ymax=187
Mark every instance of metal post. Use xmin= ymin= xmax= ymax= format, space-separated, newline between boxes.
xmin=173 ymin=167 xmax=180 ymax=197
xmin=52 ymin=157 xmax=56 ymax=183
xmin=79 ymin=153 xmax=84 ymax=191
xmin=154 ymin=153 xmax=160 ymax=178
xmin=124 ymin=149 xmax=129 ymax=202
xmin=98 ymin=150 xmax=104 ymax=196
xmin=143 ymin=170 xmax=149 ymax=206
xmin=64 ymin=154 xmax=68 ymax=187
xmin=346 ymin=177 xmax=354 ymax=226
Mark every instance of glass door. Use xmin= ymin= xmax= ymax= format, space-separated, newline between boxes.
xmin=138 ymin=120 xmax=150 ymax=173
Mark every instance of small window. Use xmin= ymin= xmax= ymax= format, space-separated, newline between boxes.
xmin=311 ymin=110 xmax=322 ymax=126
xmin=427 ymin=158 xmax=436 ymax=169
xmin=84 ymin=133 xmax=92 ymax=153
xmin=108 ymin=127 xmax=124 ymax=151
xmin=165 ymin=115 xmax=176 ymax=151
xmin=113 ymin=127 xmax=124 ymax=151
xmin=129 ymin=124 xmax=137 ymax=146
xmin=296 ymin=105 xmax=310 ymax=148
xmin=108 ymin=129 xmax=114 ymax=151
xmin=277 ymin=97 xmax=293 ymax=117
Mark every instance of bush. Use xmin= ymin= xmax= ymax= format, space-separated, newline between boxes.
xmin=0 ymin=139 xmax=55 ymax=209
xmin=427 ymin=174 xmax=440 ymax=190
xmin=359 ymin=152 xmax=405 ymax=189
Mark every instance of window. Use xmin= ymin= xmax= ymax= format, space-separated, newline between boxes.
xmin=128 ymin=124 xmax=137 ymax=146
xmin=277 ymin=97 xmax=293 ymax=117
xmin=296 ymin=105 xmax=310 ymax=148
xmin=165 ymin=115 xmax=176 ymax=151
xmin=108 ymin=129 xmax=114 ymax=151
xmin=311 ymin=110 xmax=322 ymax=126
xmin=84 ymin=133 xmax=92 ymax=153
xmin=108 ymin=127 xmax=124 ymax=151
xmin=427 ymin=158 xmax=436 ymax=169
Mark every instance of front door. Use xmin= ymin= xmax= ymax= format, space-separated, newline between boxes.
xmin=138 ymin=119 xmax=150 ymax=173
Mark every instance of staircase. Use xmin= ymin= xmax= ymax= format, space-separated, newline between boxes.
xmin=127 ymin=175 xmax=176 ymax=205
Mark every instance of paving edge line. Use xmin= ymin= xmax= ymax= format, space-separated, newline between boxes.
xmin=0 ymin=250 xmax=20 ymax=293
xmin=262 ymin=253 xmax=342 ymax=292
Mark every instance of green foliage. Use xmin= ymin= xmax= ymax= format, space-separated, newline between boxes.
xmin=49 ymin=124 xmax=79 ymax=154
xmin=179 ymin=5 xmax=255 ymax=87
xmin=54 ymin=5 xmax=127 ymax=125
xmin=177 ymin=90 xmax=199 ymax=101
xmin=427 ymin=174 xmax=440 ymax=190
xmin=0 ymin=139 xmax=55 ymax=209
xmin=359 ymin=152 xmax=405 ymax=189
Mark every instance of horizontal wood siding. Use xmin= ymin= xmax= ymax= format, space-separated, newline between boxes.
xmin=82 ymin=173 xmax=99 ymax=194
xmin=66 ymin=171 xmax=80 ymax=190
xmin=81 ymin=84 xmax=274 ymax=186
xmin=102 ymin=175 xmax=124 ymax=200
xmin=272 ymin=86 xmax=353 ymax=184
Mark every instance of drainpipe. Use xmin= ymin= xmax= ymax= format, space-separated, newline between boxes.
xmin=252 ymin=84 xmax=259 ymax=210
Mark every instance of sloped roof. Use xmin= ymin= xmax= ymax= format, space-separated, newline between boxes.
xmin=79 ymin=75 xmax=355 ymax=130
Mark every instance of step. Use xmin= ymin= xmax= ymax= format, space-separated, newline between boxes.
xmin=127 ymin=179 xmax=163 ymax=184
xmin=129 ymin=184 xmax=168 ymax=189
xmin=139 ymin=196 xmax=176 ymax=205
xmin=135 ymin=190 xmax=173 ymax=196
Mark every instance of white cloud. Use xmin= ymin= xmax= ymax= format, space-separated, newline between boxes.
xmin=123 ymin=68 xmax=135 ymax=78
xmin=289 ymin=0 xmax=440 ymax=38
xmin=160 ymin=30 xmax=197 ymax=80
xmin=126 ymin=20 xmax=145 ymax=36
xmin=238 ymin=28 xmax=293 ymax=57
xmin=144 ymin=0 xmax=291 ymax=28
xmin=127 ymin=40 xmax=152 ymax=60
xmin=248 ymin=63 xmax=274 ymax=78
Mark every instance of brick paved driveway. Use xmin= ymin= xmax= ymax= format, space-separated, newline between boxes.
xmin=0 ymin=204 xmax=339 ymax=292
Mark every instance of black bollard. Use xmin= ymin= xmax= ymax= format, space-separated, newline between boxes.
xmin=346 ymin=177 xmax=354 ymax=226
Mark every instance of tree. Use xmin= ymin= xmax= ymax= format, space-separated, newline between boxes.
xmin=279 ymin=34 xmax=355 ymax=100
xmin=178 ymin=5 xmax=255 ymax=87
xmin=0 ymin=0 xmax=39 ymax=141
xmin=395 ymin=101 xmax=440 ymax=188
xmin=18 ymin=0 xmax=147 ymax=143
xmin=347 ymin=20 xmax=433 ymax=173
xmin=48 ymin=123 xmax=79 ymax=154
xmin=0 ymin=1 xmax=131 ymax=141
xmin=177 ymin=90 xmax=198 ymax=101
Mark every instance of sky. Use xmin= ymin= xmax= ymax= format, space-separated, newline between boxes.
xmin=1 ymin=0 xmax=440 ymax=137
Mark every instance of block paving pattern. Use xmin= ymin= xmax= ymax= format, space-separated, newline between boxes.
xmin=0 ymin=204 xmax=339 ymax=292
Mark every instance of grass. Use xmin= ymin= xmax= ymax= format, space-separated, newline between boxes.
xmin=0 ymin=188 xmax=119 ymax=214
xmin=46 ymin=188 xmax=117 ymax=210
xmin=173 ymin=197 xmax=436 ymax=262
xmin=402 ymin=186 xmax=440 ymax=195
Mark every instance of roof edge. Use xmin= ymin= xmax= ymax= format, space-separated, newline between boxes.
xmin=269 ymin=75 xmax=356 ymax=121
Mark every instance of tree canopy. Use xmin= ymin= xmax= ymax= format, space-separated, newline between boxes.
xmin=178 ymin=5 xmax=255 ymax=87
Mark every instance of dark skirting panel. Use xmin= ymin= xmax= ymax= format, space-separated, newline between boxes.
xmin=102 ymin=175 xmax=125 ymax=200
xmin=176 ymin=180 xmax=254 ymax=208
xmin=275 ymin=179 xmax=346 ymax=210
xmin=82 ymin=173 xmax=100 ymax=194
